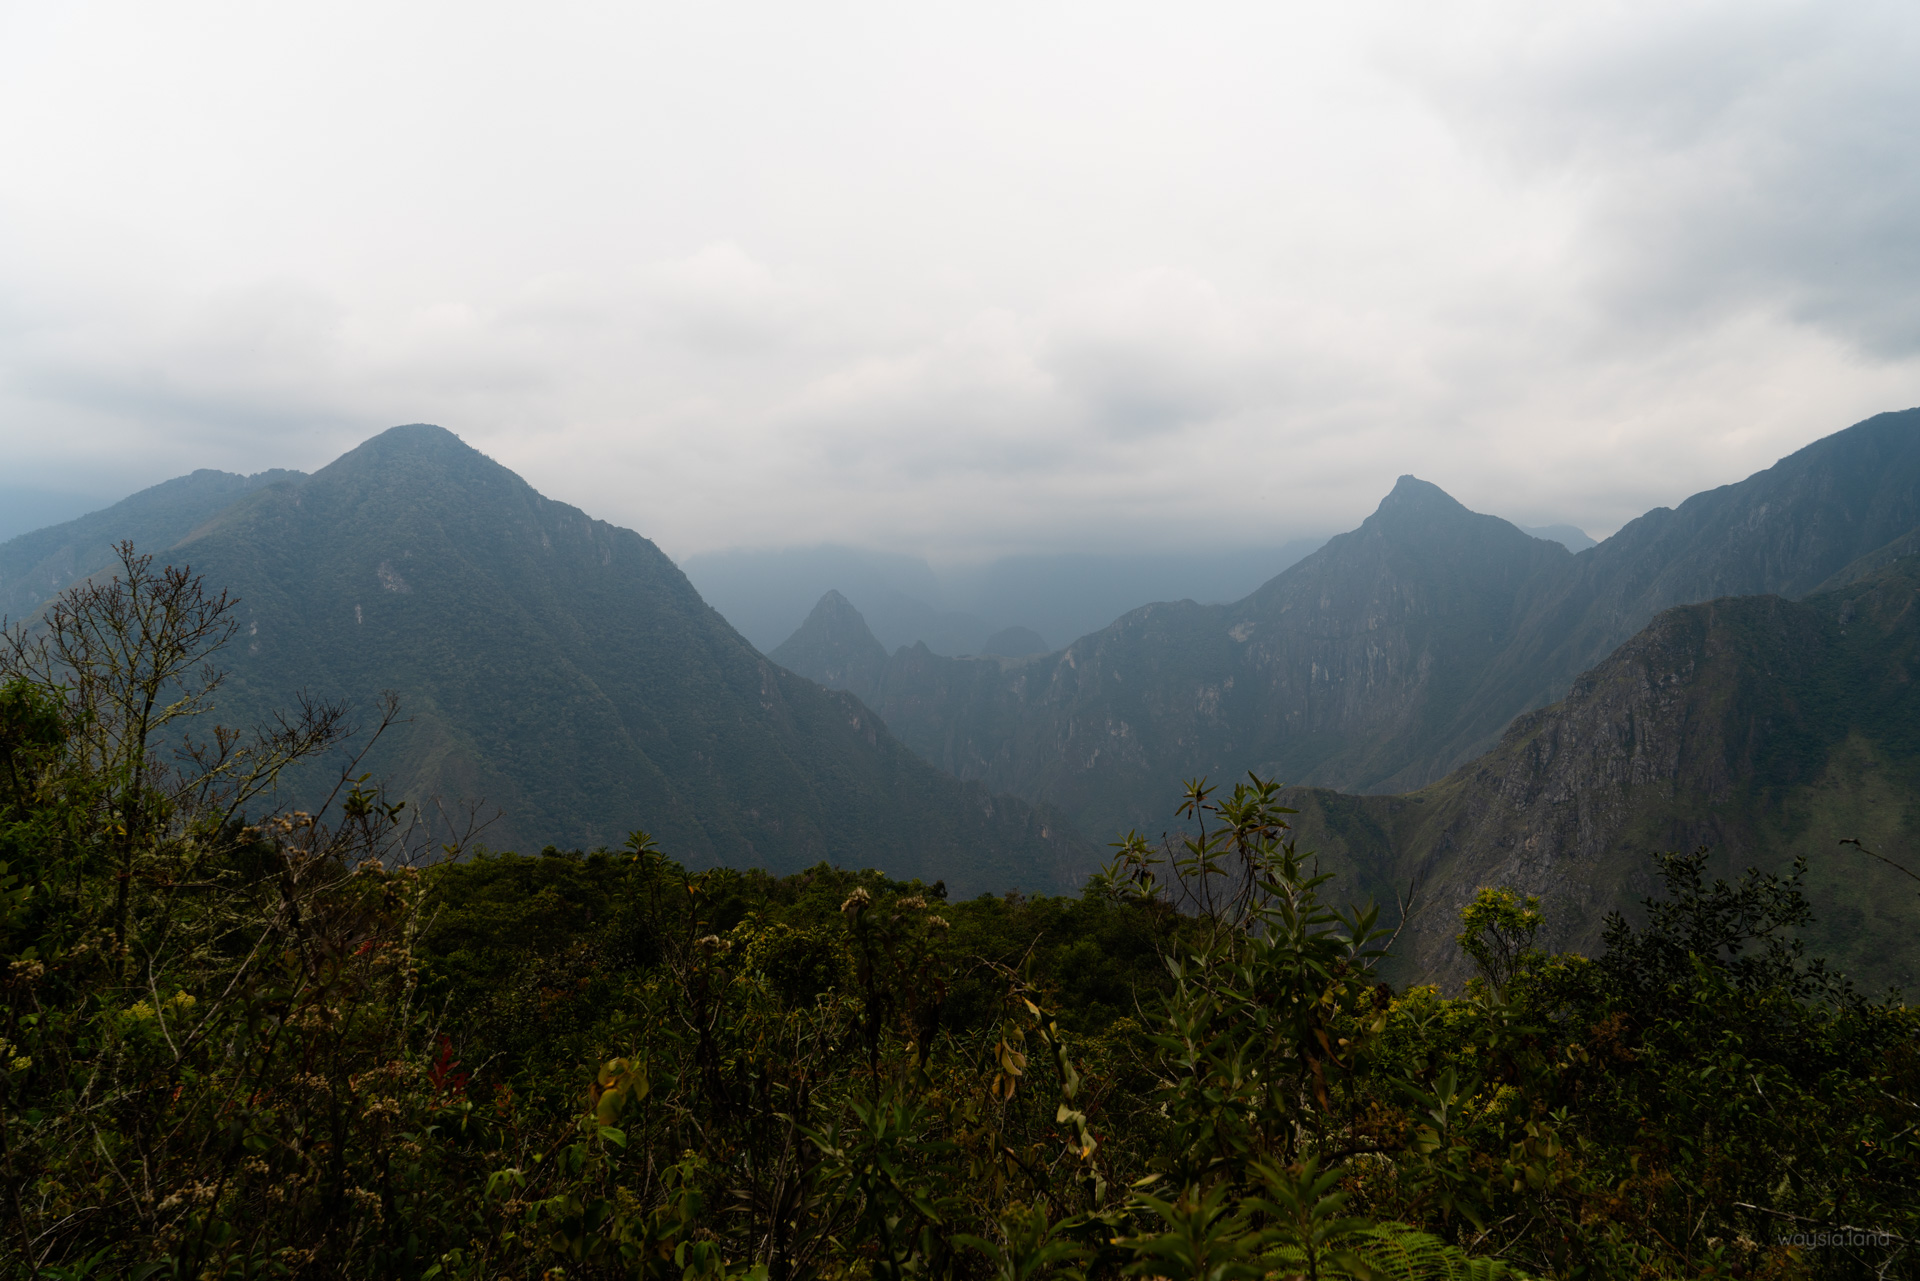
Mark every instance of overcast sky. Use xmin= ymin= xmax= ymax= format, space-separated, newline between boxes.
xmin=2 ymin=0 xmax=1916 ymax=559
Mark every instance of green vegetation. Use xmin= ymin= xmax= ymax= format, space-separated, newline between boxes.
xmin=3 ymin=551 xmax=1916 ymax=1279
xmin=0 ymin=467 xmax=302 ymax=623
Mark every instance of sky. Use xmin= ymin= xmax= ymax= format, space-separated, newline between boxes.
xmin=2 ymin=0 xmax=1917 ymax=560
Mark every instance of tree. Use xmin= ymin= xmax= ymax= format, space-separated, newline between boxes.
xmin=1 ymin=542 xmax=350 ymax=980
xmin=1455 ymin=888 xmax=1543 ymax=1000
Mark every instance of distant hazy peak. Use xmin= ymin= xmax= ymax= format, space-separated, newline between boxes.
xmin=1518 ymin=523 xmax=1598 ymax=553
xmin=769 ymin=590 xmax=889 ymax=700
xmin=784 ymin=590 xmax=886 ymax=656
xmin=1364 ymin=475 xmax=1525 ymax=537
xmin=1382 ymin=474 xmax=1462 ymax=507
xmin=1342 ymin=476 xmax=1554 ymax=552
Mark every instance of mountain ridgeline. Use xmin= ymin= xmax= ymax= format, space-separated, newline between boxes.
xmin=0 ymin=467 xmax=305 ymax=622
xmin=7 ymin=410 xmax=1919 ymax=979
xmin=772 ymin=410 xmax=1920 ymax=988
xmin=774 ymin=411 xmax=1920 ymax=840
xmin=0 ymin=427 xmax=1092 ymax=895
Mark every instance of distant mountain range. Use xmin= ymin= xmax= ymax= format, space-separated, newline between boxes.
xmin=773 ymin=410 xmax=1920 ymax=987
xmin=10 ymin=410 xmax=1916 ymax=985
xmin=775 ymin=410 xmax=1920 ymax=834
xmin=1516 ymin=523 xmax=1597 ymax=552
xmin=0 ymin=427 xmax=1092 ymax=895
xmin=680 ymin=540 xmax=1329 ymax=657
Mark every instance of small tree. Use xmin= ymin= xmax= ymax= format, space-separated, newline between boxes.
xmin=0 ymin=544 xmax=451 ymax=1277
xmin=1455 ymin=887 xmax=1543 ymax=999
xmin=1 ymin=542 xmax=351 ymax=979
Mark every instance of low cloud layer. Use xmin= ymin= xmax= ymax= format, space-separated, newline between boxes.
xmin=2 ymin=0 xmax=1915 ymax=559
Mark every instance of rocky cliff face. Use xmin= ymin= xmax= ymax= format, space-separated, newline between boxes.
xmin=1285 ymin=559 xmax=1920 ymax=993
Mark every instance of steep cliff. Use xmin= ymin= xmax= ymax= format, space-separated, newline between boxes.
xmin=1287 ymin=558 xmax=1920 ymax=993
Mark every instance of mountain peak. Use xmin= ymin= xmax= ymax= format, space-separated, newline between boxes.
xmin=770 ymin=590 xmax=888 ymax=702
xmin=369 ymin=422 xmax=466 ymax=449
xmin=330 ymin=423 xmax=484 ymax=466
xmin=309 ymin=425 xmax=517 ymax=499
xmin=1378 ymin=475 xmax=1471 ymax=515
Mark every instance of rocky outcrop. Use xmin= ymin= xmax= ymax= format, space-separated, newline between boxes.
xmin=1286 ymin=559 xmax=1920 ymax=993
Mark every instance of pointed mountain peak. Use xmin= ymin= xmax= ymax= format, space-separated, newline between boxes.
xmin=770 ymin=590 xmax=889 ymax=698
xmin=323 ymin=423 xmax=491 ymax=472
xmin=787 ymin=590 xmax=885 ymax=655
xmin=1377 ymin=475 xmax=1472 ymax=515
xmin=815 ymin=587 xmax=859 ymax=615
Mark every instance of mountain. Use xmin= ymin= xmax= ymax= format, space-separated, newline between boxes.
xmin=678 ymin=545 xmax=996 ymax=655
xmin=775 ymin=410 xmax=1920 ymax=845
xmin=774 ymin=477 xmax=1580 ymax=838
xmin=27 ymin=427 xmax=1094 ymax=894
xmin=0 ymin=468 xmax=304 ymax=622
xmin=681 ymin=540 xmax=1327 ymax=657
xmin=1284 ymin=556 xmax=1920 ymax=995
xmin=1517 ymin=523 xmax=1597 ymax=552
xmin=767 ymin=590 xmax=892 ymax=694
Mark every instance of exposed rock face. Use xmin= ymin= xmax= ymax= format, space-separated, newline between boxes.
xmin=776 ymin=411 xmax=1920 ymax=849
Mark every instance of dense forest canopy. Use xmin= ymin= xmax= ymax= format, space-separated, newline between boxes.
xmin=1 ymin=549 xmax=1916 ymax=1279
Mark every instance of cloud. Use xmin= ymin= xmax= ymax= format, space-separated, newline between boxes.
xmin=1405 ymin=1 xmax=1920 ymax=356
xmin=1042 ymin=271 xmax=1251 ymax=440
xmin=0 ymin=0 xmax=1916 ymax=556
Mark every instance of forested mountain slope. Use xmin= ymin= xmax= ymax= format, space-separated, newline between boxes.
xmin=19 ymin=426 xmax=1092 ymax=892
xmin=0 ymin=467 xmax=303 ymax=621
xmin=777 ymin=410 xmax=1920 ymax=843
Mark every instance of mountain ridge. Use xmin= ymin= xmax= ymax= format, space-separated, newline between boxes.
xmin=1283 ymin=555 xmax=1920 ymax=994
xmin=35 ymin=425 xmax=1097 ymax=894
xmin=774 ymin=410 xmax=1920 ymax=846
xmin=1 ymin=466 xmax=305 ymax=622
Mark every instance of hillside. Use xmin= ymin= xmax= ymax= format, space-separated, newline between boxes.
xmin=775 ymin=410 xmax=1920 ymax=843
xmin=0 ymin=467 xmax=303 ymax=622
xmin=1286 ymin=557 xmax=1920 ymax=994
xmin=32 ymin=426 xmax=1094 ymax=893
